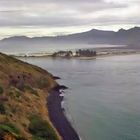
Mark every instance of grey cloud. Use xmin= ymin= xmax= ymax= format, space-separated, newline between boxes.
xmin=0 ymin=0 xmax=139 ymax=29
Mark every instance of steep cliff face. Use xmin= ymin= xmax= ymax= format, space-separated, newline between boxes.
xmin=0 ymin=53 xmax=61 ymax=140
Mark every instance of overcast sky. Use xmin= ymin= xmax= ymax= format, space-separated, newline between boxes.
xmin=0 ymin=0 xmax=140 ymax=38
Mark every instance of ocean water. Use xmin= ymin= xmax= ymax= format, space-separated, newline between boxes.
xmin=20 ymin=54 xmax=140 ymax=140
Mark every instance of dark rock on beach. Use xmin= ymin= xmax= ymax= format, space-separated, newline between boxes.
xmin=53 ymin=76 xmax=61 ymax=80
xmin=54 ymin=85 xmax=68 ymax=90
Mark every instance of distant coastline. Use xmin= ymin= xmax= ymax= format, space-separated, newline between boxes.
xmin=14 ymin=48 xmax=140 ymax=59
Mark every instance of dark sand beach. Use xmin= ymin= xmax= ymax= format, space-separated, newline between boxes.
xmin=47 ymin=86 xmax=80 ymax=140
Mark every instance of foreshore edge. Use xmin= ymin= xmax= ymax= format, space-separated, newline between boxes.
xmin=47 ymin=85 xmax=80 ymax=140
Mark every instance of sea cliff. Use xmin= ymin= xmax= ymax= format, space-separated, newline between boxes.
xmin=0 ymin=53 xmax=61 ymax=140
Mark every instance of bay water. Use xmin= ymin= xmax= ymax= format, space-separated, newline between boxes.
xmin=20 ymin=54 xmax=140 ymax=140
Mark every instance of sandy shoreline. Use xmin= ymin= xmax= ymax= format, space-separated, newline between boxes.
xmin=47 ymin=86 xmax=80 ymax=140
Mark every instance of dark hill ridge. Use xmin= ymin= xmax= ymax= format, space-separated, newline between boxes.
xmin=1 ymin=27 xmax=140 ymax=46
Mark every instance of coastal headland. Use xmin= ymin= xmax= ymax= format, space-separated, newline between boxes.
xmin=0 ymin=52 xmax=80 ymax=140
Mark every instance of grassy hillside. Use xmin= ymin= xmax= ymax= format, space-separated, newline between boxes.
xmin=0 ymin=53 xmax=61 ymax=140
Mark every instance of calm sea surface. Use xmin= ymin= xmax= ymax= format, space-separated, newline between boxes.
xmin=20 ymin=54 xmax=140 ymax=140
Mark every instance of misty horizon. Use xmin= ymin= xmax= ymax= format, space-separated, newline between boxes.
xmin=0 ymin=26 xmax=140 ymax=40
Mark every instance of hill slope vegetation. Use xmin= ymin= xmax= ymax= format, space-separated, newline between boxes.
xmin=0 ymin=53 xmax=61 ymax=140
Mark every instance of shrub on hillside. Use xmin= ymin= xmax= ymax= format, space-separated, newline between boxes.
xmin=24 ymin=85 xmax=39 ymax=96
xmin=0 ymin=104 xmax=6 ymax=114
xmin=37 ymin=77 xmax=49 ymax=89
xmin=16 ymin=136 xmax=27 ymax=140
xmin=0 ymin=122 xmax=20 ymax=136
xmin=8 ymin=87 xmax=22 ymax=99
xmin=0 ymin=85 xmax=4 ymax=94
xmin=32 ymin=136 xmax=45 ymax=140
xmin=29 ymin=115 xmax=58 ymax=140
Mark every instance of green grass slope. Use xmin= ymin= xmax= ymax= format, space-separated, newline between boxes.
xmin=0 ymin=53 xmax=61 ymax=140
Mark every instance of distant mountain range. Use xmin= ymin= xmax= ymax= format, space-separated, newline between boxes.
xmin=1 ymin=27 xmax=140 ymax=48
